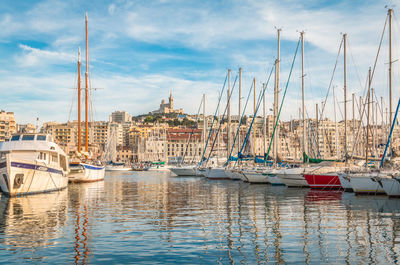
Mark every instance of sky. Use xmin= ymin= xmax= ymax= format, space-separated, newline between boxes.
xmin=0 ymin=0 xmax=399 ymax=125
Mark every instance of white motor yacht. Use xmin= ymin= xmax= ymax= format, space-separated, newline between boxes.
xmin=0 ymin=134 xmax=69 ymax=196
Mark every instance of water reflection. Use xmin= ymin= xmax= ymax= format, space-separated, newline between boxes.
xmin=0 ymin=172 xmax=400 ymax=264
xmin=0 ymin=189 xmax=68 ymax=263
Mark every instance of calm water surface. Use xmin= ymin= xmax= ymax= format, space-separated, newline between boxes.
xmin=0 ymin=171 xmax=400 ymax=264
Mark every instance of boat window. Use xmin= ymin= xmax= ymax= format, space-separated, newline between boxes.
xmin=59 ymin=155 xmax=67 ymax=171
xmin=37 ymin=135 xmax=46 ymax=141
xmin=51 ymin=154 xmax=58 ymax=162
xmin=22 ymin=135 xmax=35 ymax=141
xmin=38 ymin=152 xmax=46 ymax=160
xmin=11 ymin=135 xmax=20 ymax=141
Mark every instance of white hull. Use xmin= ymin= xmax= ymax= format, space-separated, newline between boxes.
xmin=349 ymin=173 xmax=385 ymax=194
xmin=207 ymin=168 xmax=229 ymax=180
xmin=266 ymin=169 xmax=285 ymax=185
xmin=242 ymin=170 xmax=269 ymax=183
xmin=381 ymin=177 xmax=400 ymax=196
xmin=68 ymin=163 xmax=105 ymax=183
xmin=170 ymin=166 xmax=197 ymax=176
xmin=105 ymin=166 xmax=132 ymax=171
xmin=0 ymin=158 xmax=68 ymax=196
xmin=224 ymin=169 xmax=243 ymax=180
xmin=278 ymin=168 xmax=308 ymax=187
xmin=148 ymin=165 xmax=172 ymax=171
xmin=338 ymin=173 xmax=353 ymax=190
xmin=196 ymin=168 xmax=207 ymax=177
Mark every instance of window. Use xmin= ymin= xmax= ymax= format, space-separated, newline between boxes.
xmin=37 ymin=135 xmax=46 ymax=141
xmin=11 ymin=135 xmax=20 ymax=141
xmin=59 ymin=155 xmax=67 ymax=171
xmin=38 ymin=152 xmax=46 ymax=160
xmin=51 ymin=154 xmax=58 ymax=162
xmin=22 ymin=135 xmax=35 ymax=141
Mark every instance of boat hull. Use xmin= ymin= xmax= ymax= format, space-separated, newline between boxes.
xmin=304 ymin=173 xmax=342 ymax=189
xmin=278 ymin=168 xmax=308 ymax=187
xmin=224 ymin=169 xmax=243 ymax=180
xmin=105 ymin=166 xmax=132 ymax=171
xmin=207 ymin=168 xmax=230 ymax=180
xmin=338 ymin=173 xmax=353 ymax=191
xmin=0 ymin=158 xmax=68 ymax=196
xmin=349 ymin=174 xmax=385 ymax=194
xmin=242 ymin=171 xmax=269 ymax=183
xmin=68 ymin=163 xmax=105 ymax=183
xmin=381 ymin=178 xmax=400 ymax=196
xmin=170 ymin=167 xmax=197 ymax=176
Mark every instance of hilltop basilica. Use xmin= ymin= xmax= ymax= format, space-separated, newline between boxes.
xmin=152 ymin=92 xmax=183 ymax=114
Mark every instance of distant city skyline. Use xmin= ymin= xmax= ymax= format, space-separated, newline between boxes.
xmin=0 ymin=0 xmax=397 ymax=125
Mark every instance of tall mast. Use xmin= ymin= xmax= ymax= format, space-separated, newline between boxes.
xmin=238 ymin=67 xmax=242 ymax=158
xmin=263 ymin=83 xmax=266 ymax=165
xmin=78 ymin=48 xmax=82 ymax=152
xmin=274 ymin=28 xmax=281 ymax=163
xmin=253 ymin=77 xmax=256 ymax=159
xmin=343 ymin=33 xmax=347 ymax=161
xmin=301 ymin=31 xmax=306 ymax=160
xmin=352 ymin=93 xmax=355 ymax=158
xmin=366 ymin=67 xmax=371 ymax=166
xmin=372 ymin=88 xmax=375 ymax=157
xmin=389 ymin=9 xmax=393 ymax=127
xmin=85 ymin=11 xmax=89 ymax=153
xmin=203 ymin=94 xmax=206 ymax=154
xmin=333 ymin=88 xmax=338 ymax=158
xmin=227 ymin=69 xmax=231 ymax=160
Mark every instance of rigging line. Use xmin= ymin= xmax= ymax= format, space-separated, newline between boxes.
xmin=265 ymin=38 xmax=301 ymax=161
xmin=234 ymin=64 xmax=274 ymax=167
xmin=199 ymin=73 xmax=228 ymax=164
xmin=347 ymin=39 xmax=366 ymax=94
xmin=380 ymin=97 xmax=400 ymax=167
xmin=205 ymin=73 xmax=239 ymax=163
xmin=370 ymin=14 xmax=388 ymax=83
xmin=350 ymin=73 xmax=370 ymax=160
xmin=228 ymin=77 xmax=254 ymax=162
xmin=319 ymin=38 xmax=343 ymax=120
xmin=68 ymin=63 xmax=79 ymax=122
xmin=182 ymin=91 xmax=205 ymax=165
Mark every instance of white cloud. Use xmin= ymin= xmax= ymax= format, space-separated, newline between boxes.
xmin=16 ymin=44 xmax=75 ymax=67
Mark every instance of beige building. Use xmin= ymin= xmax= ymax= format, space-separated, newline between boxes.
xmin=0 ymin=110 xmax=16 ymax=142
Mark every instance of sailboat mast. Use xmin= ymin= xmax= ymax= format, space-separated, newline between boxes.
xmin=203 ymin=94 xmax=206 ymax=154
xmin=253 ymin=77 xmax=256 ymax=160
xmin=366 ymin=67 xmax=371 ymax=166
xmin=343 ymin=33 xmax=347 ymax=161
xmin=85 ymin=11 xmax=89 ymax=153
xmin=389 ymin=9 xmax=393 ymax=126
xmin=263 ymin=83 xmax=266 ymax=165
xmin=78 ymin=48 xmax=82 ymax=152
xmin=273 ymin=29 xmax=281 ymax=163
xmin=352 ymin=93 xmax=355 ymax=158
xmin=275 ymin=29 xmax=281 ymax=162
xmin=238 ymin=67 xmax=242 ymax=158
xmin=227 ymin=69 xmax=231 ymax=160
xmin=301 ymin=31 xmax=306 ymax=159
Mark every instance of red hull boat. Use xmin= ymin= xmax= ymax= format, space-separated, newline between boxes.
xmin=303 ymin=173 xmax=342 ymax=189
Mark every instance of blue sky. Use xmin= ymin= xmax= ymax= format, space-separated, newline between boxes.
xmin=0 ymin=0 xmax=398 ymax=124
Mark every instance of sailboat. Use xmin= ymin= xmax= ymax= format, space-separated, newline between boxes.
xmin=104 ymin=125 xmax=132 ymax=171
xmin=68 ymin=12 xmax=105 ymax=183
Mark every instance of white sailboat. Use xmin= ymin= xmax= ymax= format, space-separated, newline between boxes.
xmin=0 ymin=134 xmax=69 ymax=196
xmin=68 ymin=12 xmax=105 ymax=182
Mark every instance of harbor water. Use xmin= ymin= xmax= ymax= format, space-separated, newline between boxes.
xmin=0 ymin=171 xmax=400 ymax=264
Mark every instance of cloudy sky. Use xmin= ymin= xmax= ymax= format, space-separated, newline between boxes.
xmin=0 ymin=0 xmax=399 ymax=125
